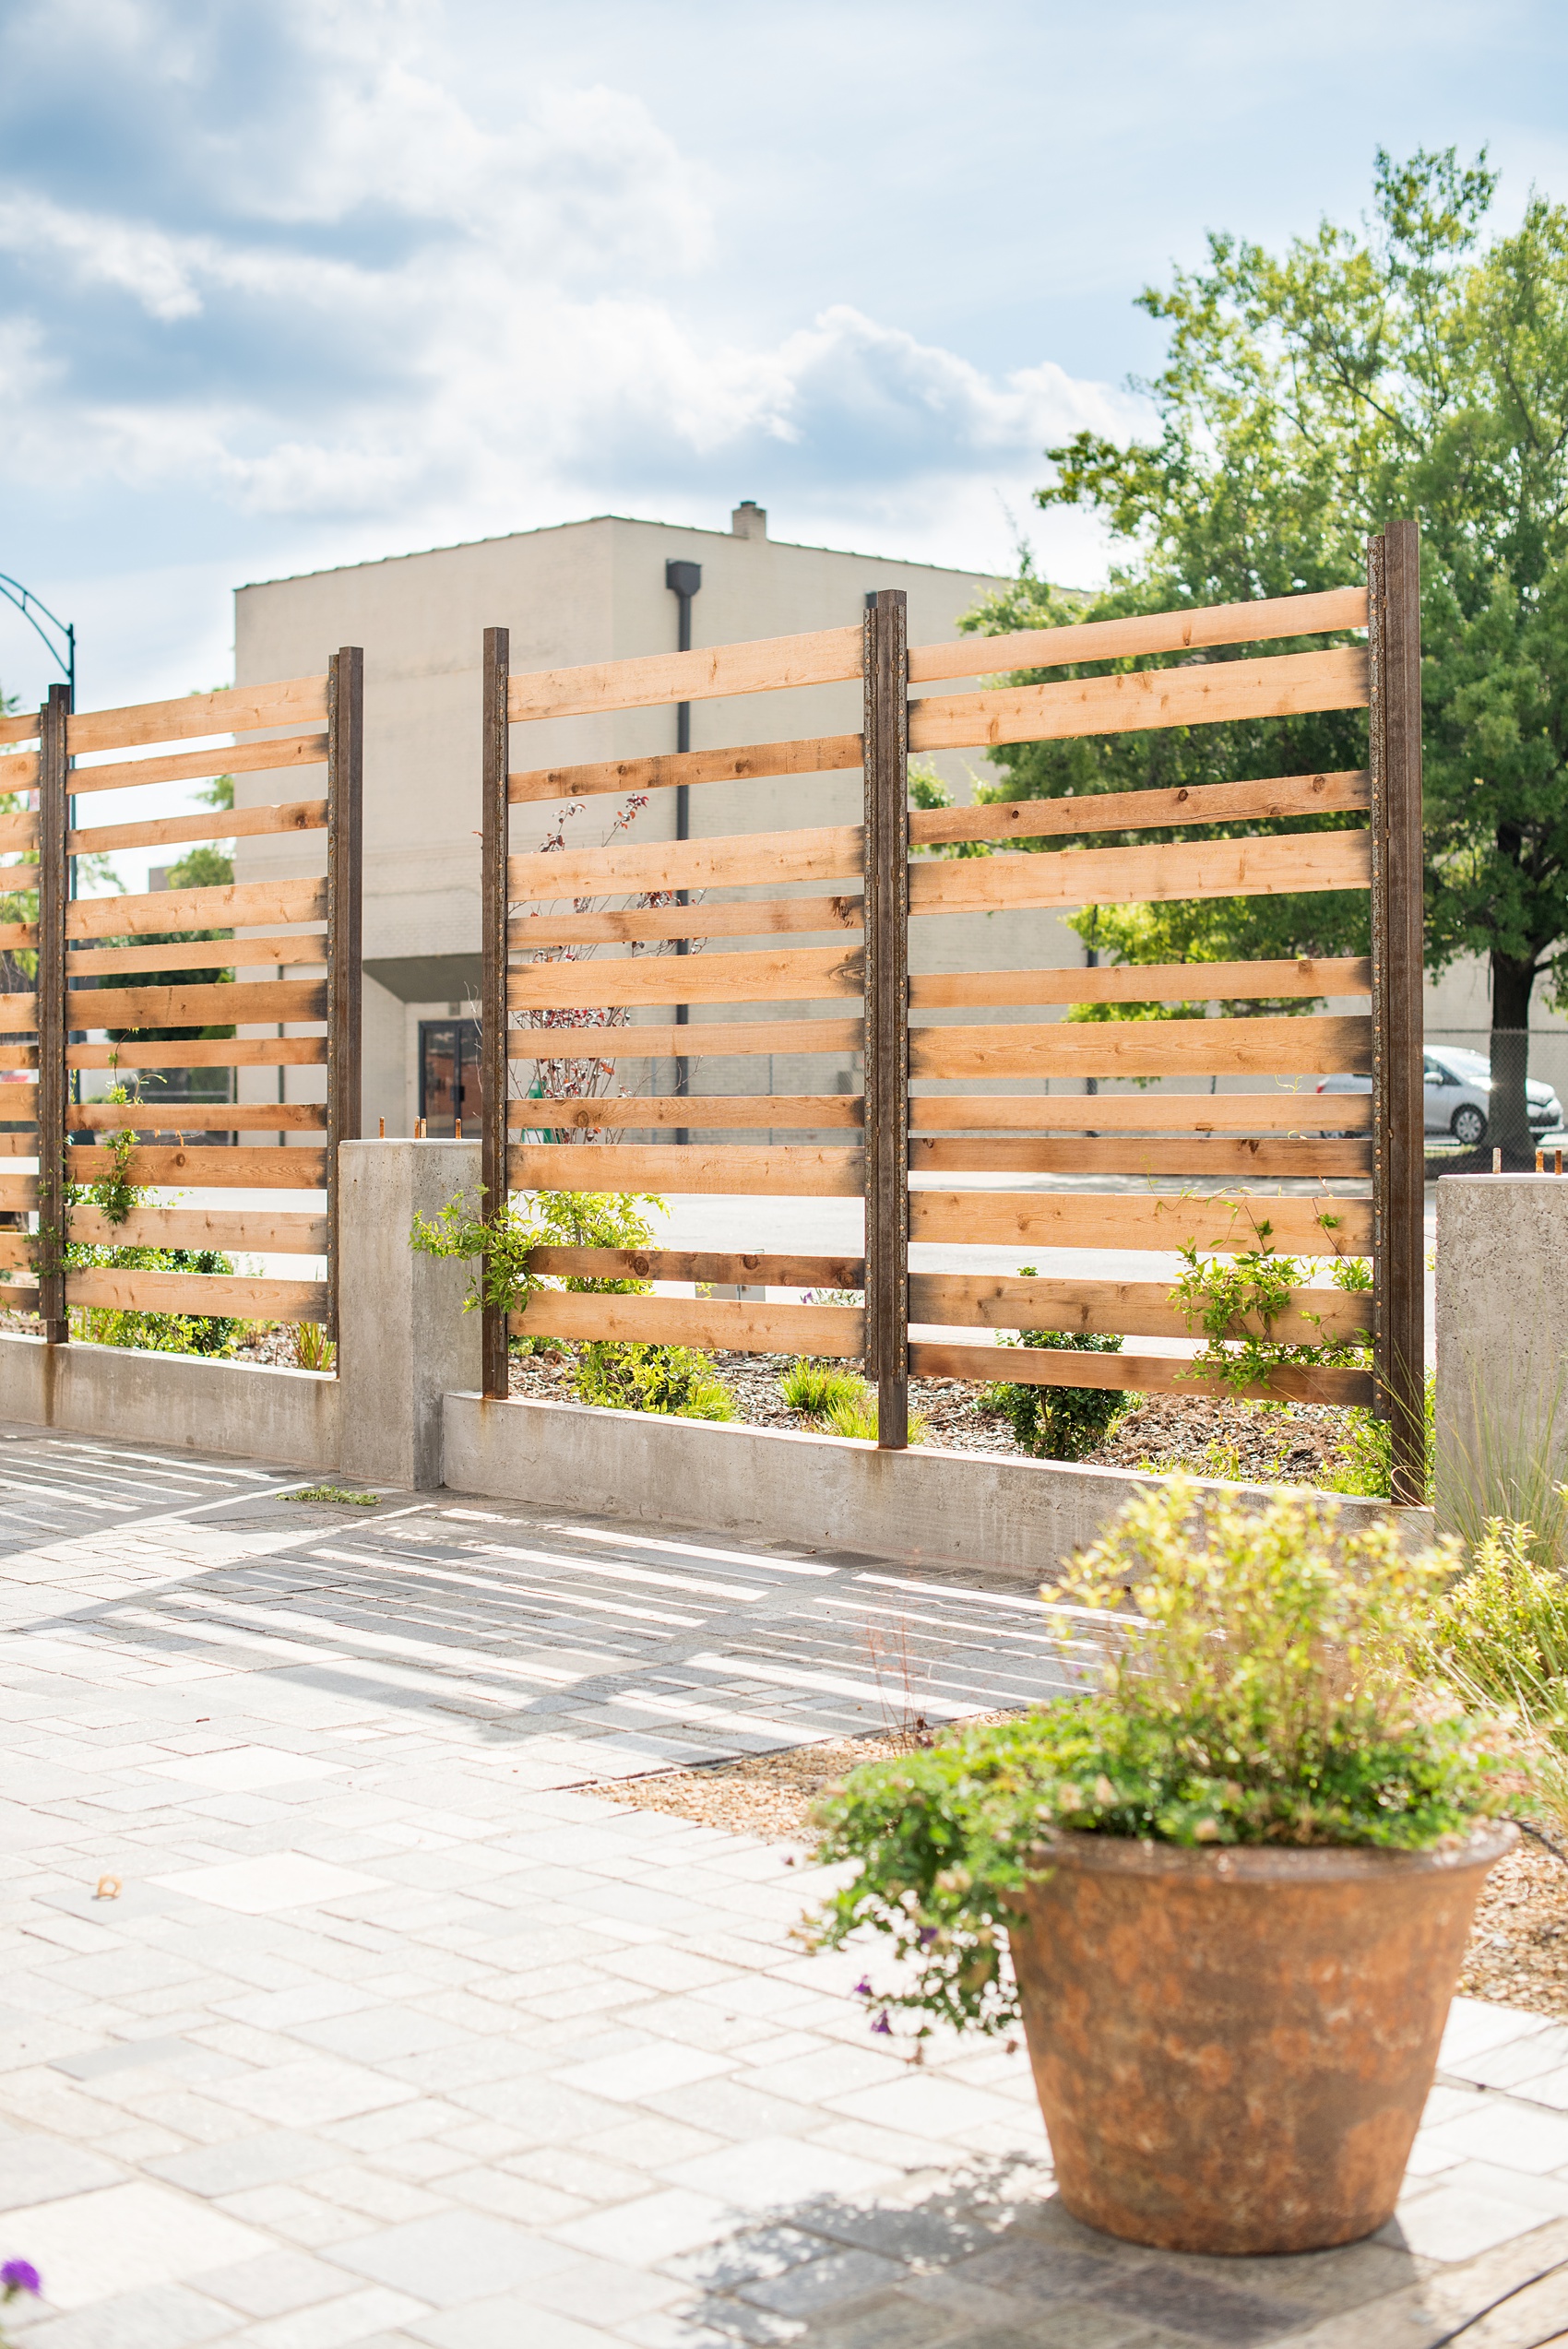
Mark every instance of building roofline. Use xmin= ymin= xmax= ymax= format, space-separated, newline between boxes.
xmin=236 ymin=511 xmax=1011 ymax=595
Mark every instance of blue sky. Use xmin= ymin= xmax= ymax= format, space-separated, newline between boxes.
xmin=2 ymin=0 xmax=1566 ymax=710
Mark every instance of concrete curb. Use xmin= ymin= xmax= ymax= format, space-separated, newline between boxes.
xmin=441 ymin=1392 xmax=1426 ymax=1577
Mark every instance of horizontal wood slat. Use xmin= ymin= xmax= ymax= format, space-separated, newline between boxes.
xmin=512 ymin=1292 xmax=862 ymax=1356
xmin=68 ymin=979 xmax=326 ymax=1029
xmin=67 ymin=731 xmax=327 ymax=801
xmin=909 ymin=1339 xmax=1374 ymax=1407
xmin=509 ymin=823 xmax=861 ymax=904
xmin=910 ymin=771 xmax=1369 ymax=854
xmin=0 ymin=993 xmax=36 ymax=1027
xmin=909 ymin=1136 xmax=1372 ymax=1178
xmin=0 ymin=713 xmax=40 ymax=748
xmin=508 ymin=945 xmax=861 ymax=1013
xmin=509 ymin=733 xmax=863 ymax=805
xmin=0 ymin=1049 xmax=37 ymax=1071
xmin=67 ymin=1206 xmax=327 ymax=1252
xmin=0 ymin=810 xmax=38 ymax=852
xmin=0 ymin=1175 xmax=39 ymax=1205
xmin=510 ymin=1018 xmax=861 ymax=1062
xmin=513 ymin=1095 xmax=861 ymax=1131
xmin=909 ymin=1013 xmax=1372 ymax=1083
xmin=510 ymin=895 xmax=863 ymax=947
xmin=909 ymin=830 xmax=1371 ymax=919
xmin=0 ymin=1282 xmax=37 ymax=1305
xmin=0 ymin=1238 xmax=32 ymax=1271
xmin=908 ymin=1272 xmax=1371 ymax=1344
xmin=909 ymin=646 xmax=1370 ymax=753
xmin=69 ymin=678 xmax=328 ymax=757
xmin=909 ymin=1190 xmax=1372 ymax=1254
xmin=509 ymin=1143 xmax=863 ymax=1195
xmin=69 ymin=1038 xmax=327 ymax=1069
xmin=0 ymin=924 xmax=35 ymax=954
xmin=508 ymin=625 xmax=861 ymax=723
xmin=524 ymin=1246 xmax=866 ymax=1287
xmin=70 ymin=935 xmax=324 ymax=978
xmin=66 ymin=1145 xmax=327 ymax=1187
xmin=70 ymin=1102 xmax=327 ymax=1132
xmin=907 ymin=587 xmax=1370 ymax=685
xmin=67 ymin=1269 xmax=328 ymax=1320
xmin=72 ymin=800 xmax=327 ymax=856
xmin=67 ymin=877 xmax=327 ymax=941
xmin=909 ymin=957 xmax=1371 ymax=1010
xmin=909 ymin=1092 xmax=1372 ymax=1133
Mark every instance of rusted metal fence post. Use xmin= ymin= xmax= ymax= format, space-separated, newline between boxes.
xmin=326 ymin=645 xmax=364 ymax=1353
xmin=1369 ymin=519 xmax=1426 ymax=1501
xmin=36 ymin=682 xmax=68 ymax=1346
xmin=863 ymin=589 xmax=909 ymax=1450
xmin=481 ymin=627 xmax=511 ymax=1400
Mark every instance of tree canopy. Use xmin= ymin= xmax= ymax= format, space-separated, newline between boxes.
xmin=958 ymin=148 xmax=1568 ymax=1153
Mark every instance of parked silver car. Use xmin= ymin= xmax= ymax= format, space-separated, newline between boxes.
xmin=1317 ymin=1045 xmax=1563 ymax=1146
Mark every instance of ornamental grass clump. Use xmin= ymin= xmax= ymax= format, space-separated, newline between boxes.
xmin=1421 ymin=1516 xmax=1568 ymax=1830
xmin=807 ymin=1477 xmax=1514 ymax=2036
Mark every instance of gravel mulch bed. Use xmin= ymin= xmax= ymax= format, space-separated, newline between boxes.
xmin=509 ymin=1347 xmax=1030 ymax=1456
xmin=593 ymin=1737 xmax=1568 ymax=2020
xmin=1078 ymin=1392 xmax=1360 ymax=1485
xmin=1459 ymin=1842 xmax=1568 ymax=2019
xmin=588 ymin=1733 xmax=929 ymax=1842
xmin=510 ymin=1344 xmax=1366 ymax=1482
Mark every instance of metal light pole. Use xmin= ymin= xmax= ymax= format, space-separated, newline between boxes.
xmin=0 ymin=575 xmax=78 ymax=1103
xmin=0 ymin=575 xmax=74 ymax=710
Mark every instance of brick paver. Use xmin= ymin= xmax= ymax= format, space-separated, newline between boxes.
xmin=0 ymin=1426 xmax=1561 ymax=2346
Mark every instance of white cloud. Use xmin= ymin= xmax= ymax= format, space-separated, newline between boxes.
xmin=0 ymin=0 xmax=1147 ymax=593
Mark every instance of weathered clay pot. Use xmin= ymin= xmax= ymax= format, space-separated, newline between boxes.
xmin=1005 ymin=1823 xmax=1516 ymax=2256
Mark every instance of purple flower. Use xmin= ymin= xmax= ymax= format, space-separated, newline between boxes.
xmin=918 ymin=1927 xmax=938 ymax=1949
xmin=871 ymin=2011 xmax=893 ymax=2036
xmin=1 ymin=2260 xmax=40 ymax=2297
xmin=852 ymin=1977 xmax=873 ymax=1999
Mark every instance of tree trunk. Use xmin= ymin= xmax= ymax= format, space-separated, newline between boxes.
xmin=1490 ymin=952 xmax=1537 ymax=1168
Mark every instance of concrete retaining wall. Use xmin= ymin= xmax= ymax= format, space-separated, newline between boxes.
xmin=442 ymin=1391 xmax=1424 ymax=1578
xmin=0 ymin=1330 xmax=340 ymax=1466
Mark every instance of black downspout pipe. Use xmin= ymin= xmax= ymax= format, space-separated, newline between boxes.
xmin=665 ymin=560 xmax=701 ymax=1145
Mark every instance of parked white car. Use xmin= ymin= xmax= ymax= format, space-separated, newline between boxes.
xmin=1317 ymin=1045 xmax=1563 ymax=1146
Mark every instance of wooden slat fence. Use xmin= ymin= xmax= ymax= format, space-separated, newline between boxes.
xmin=1 ymin=657 xmax=362 ymax=1344
xmin=481 ymin=528 xmax=1424 ymax=1501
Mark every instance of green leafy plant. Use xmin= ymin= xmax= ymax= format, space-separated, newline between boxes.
xmin=286 ymin=1485 xmax=378 ymax=1507
xmin=70 ymin=1246 xmax=241 ymax=1357
xmin=1322 ymin=1372 xmax=1438 ymax=1502
xmin=409 ymin=1185 xmax=662 ymax=1317
xmin=808 ymin=1478 xmax=1513 ymax=2036
xmin=981 ymin=1327 xmax=1129 ymax=1461
xmin=780 ymin=1360 xmax=870 ymax=1419
xmin=575 ymin=1340 xmax=735 ymax=1420
xmin=1170 ymin=1225 xmax=1372 ymax=1394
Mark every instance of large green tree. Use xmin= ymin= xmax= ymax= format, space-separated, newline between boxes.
xmin=960 ymin=148 xmax=1568 ymax=1157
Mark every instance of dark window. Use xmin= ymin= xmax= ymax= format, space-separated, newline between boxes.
xmin=419 ymin=1020 xmax=482 ymax=1136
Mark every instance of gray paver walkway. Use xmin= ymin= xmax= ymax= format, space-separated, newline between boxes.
xmin=0 ymin=1423 xmax=1562 ymax=2347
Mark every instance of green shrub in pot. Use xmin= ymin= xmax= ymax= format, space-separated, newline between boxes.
xmin=806 ymin=1478 xmax=1520 ymax=2256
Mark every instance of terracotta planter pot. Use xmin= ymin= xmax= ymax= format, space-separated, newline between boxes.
xmin=1005 ymin=1822 xmax=1516 ymax=2256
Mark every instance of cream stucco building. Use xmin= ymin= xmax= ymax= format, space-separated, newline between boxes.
xmin=232 ymin=501 xmax=1568 ymax=1145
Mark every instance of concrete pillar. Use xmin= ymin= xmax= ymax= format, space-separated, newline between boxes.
xmin=1435 ymin=1173 xmax=1568 ymax=1534
xmin=337 ymin=1139 xmax=481 ymax=1489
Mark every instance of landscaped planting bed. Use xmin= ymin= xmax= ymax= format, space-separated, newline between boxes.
xmin=508 ymin=1343 xmax=1372 ymax=1484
